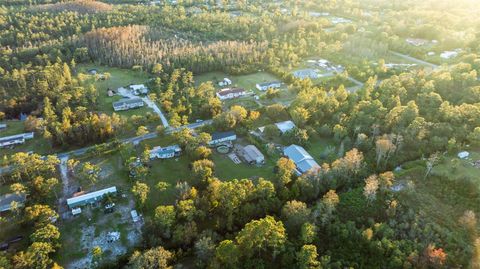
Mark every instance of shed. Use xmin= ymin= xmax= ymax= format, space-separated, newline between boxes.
xmin=458 ymin=151 xmax=470 ymax=159
xmin=275 ymin=120 xmax=296 ymax=134
xmin=131 ymin=210 xmax=140 ymax=222
xmin=241 ymin=145 xmax=265 ymax=164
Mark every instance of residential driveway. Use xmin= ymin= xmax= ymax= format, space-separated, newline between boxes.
xmin=117 ymin=87 xmax=170 ymax=128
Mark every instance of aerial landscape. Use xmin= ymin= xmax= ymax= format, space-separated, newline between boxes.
xmin=1 ymin=0 xmax=480 ymax=268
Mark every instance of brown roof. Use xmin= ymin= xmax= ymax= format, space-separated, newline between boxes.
xmin=217 ymin=88 xmax=245 ymax=96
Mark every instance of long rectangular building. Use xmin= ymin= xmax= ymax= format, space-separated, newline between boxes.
xmin=67 ymin=186 xmax=117 ymax=208
xmin=0 ymin=132 xmax=34 ymax=148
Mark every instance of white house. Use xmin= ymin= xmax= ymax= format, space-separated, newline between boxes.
xmin=149 ymin=145 xmax=182 ymax=160
xmin=283 ymin=145 xmax=320 ymax=175
xmin=0 ymin=132 xmax=35 ymax=148
xmin=256 ymin=81 xmax=282 ymax=91
xmin=218 ymin=78 xmax=232 ymax=87
xmin=67 ymin=186 xmax=117 ymax=209
xmin=113 ymin=98 xmax=144 ymax=111
xmin=216 ymin=88 xmax=246 ymax=100
xmin=208 ymin=131 xmax=237 ymax=146
xmin=275 ymin=120 xmax=297 ymax=134
xmin=440 ymin=50 xmax=459 ymax=59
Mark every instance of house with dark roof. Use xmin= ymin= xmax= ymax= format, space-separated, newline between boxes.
xmin=256 ymin=81 xmax=282 ymax=91
xmin=283 ymin=145 xmax=320 ymax=175
xmin=216 ymin=88 xmax=246 ymax=100
xmin=113 ymin=98 xmax=144 ymax=111
xmin=0 ymin=132 xmax=34 ymax=148
xmin=208 ymin=131 xmax=237 ymax=146
xmin=150 ymin=145 xmax=182 ymax=160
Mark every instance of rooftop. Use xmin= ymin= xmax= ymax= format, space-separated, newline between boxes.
xmin=113 ymin=98 xmax=144 ymax=107
xmin=217 ymin=88 xmax=245 ymax=96
xmin=0 ymin=193 xmax=27 ymax=212
xmin=67 ymin=186 xmax=117 ymax=207
xmin=211 ymin=131 xmax=236 ymax=141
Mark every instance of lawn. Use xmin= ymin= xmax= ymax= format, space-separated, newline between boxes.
xmin=76 ymin=64 xmax=154 ymax=117
xmin=195 ymin=71 xmax=284 ymax=94
xmin=212 ymin=152 xmax=276 ymax=181
xmin=0 ymin=120 xmax=53 ymax=159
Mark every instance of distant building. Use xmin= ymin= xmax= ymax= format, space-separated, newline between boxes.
xmin=275 ymin=120 xmax=296 ymax=134
xmin=0 ymin=124 xmax=6 ymax=130
xmin=331 ymin=17 xmax=352 ymax=24
xmin=218 ymin=78 xmax=232 ymax=87
xmin=113 ymin=98 xmax=144 ymax=111
xmin=241 ymin=145 xmax=265 ymax=164
xmin=406 ymin=38 xmax=428 ymax=47
xmin=0 ymin=132 xmax=34 ymax=148
xmin=216 ymin=88 xmax=246 ymax=100
xmin=150 ymin=144 xmax=182 ymax=160
xmin=283 ymin=145 xmax=320 ymax=175
xmin=440 ymin=50 xmax=460 ymax=59
xmin=293 ymin=69 xmax=319 ymax=80
xmin=0 ymin=193 xmax=27 ymax=213
xmin=209 ymin=131 xmax=237 ymax=146
xmin=66 ymin=186 xmax=117 ymax=209
xmin=256 ymin=81 xmax=282 ymax=91
xmin=88 ymin=69 xmax=98 ymax=75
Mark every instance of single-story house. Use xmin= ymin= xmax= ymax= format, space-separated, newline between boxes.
xmin=275 ymin=120 xmax=296 ymax=134
xmin=150 ymin=144 xmax=182 ymax=160
xmin=0 ymin=132 xmax=35 ymax=148
xmin=209 ymin=131 xmax=237 ymax=146
xmin=216 ymin=88 xmax=246 ymax=100
xmin=283 ymin=144 xmax=320 ymax=175
xmin=293 ymin=69 xmax=319 ymax=80
xmin=113 ymin=98 xmax=144 ymax=111
xmin=256 ymin=81 xmax=282 ymax=91
xmin=241 ymin=145 xmax=265 ymax=164
xmin=129 ymin=84 xmax=149 ymax=95
xmin=0 ymin=193 xmax=27 ymax=213
xmin=218 ymin=78 xmax=232 ymax=87
xmin=66 ymin=186 xmax=117 ymax=209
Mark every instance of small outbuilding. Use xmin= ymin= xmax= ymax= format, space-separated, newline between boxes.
xmin=241 ymin=145 xmax=265 ymax=165
xmin=275 ymin=120 xmax=296 ymax=134
xmin=458 ymin=151 xmax=470 ymax=159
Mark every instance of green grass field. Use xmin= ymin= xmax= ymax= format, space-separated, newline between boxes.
xmin=0 ymin=120 xmax=53 ymax=159
xmin=76 ymin=64 xmax=154 ymax=117
xmin=212 ymin=152 xmax=276 ymax=180
xmin=195 ymin=71 xmax=284 ymax=94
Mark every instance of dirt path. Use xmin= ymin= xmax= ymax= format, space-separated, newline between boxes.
xmin=58 ymin=156 xmax=72 ymax=219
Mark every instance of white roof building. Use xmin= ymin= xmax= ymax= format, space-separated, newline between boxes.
xmin=275 ymin=120 xmax=296 ymax=134
xmin=458 ymin=151 xmax=470 ymax=159
xmin=67 ymin=186 xmax=117 ymax=208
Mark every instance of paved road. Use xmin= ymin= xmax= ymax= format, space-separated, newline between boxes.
xmin=390 ymin=51 xmax=439 ymax=69
xmin=2 ymin=119 xmax=213 ymax=175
